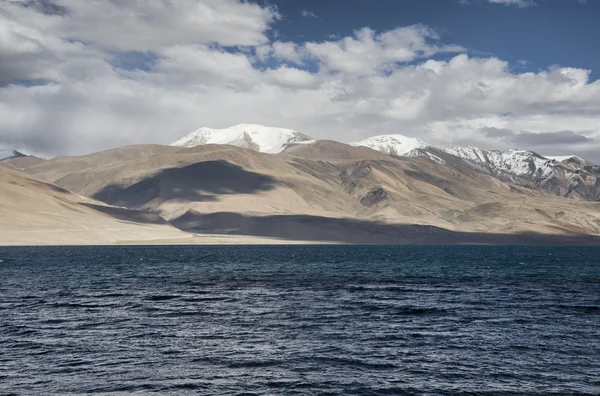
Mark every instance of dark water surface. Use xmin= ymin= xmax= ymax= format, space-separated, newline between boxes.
xmin=1 ymin=245 xmax=599 ymax=395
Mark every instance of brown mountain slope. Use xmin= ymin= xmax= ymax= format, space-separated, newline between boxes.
xmin=22 ymin=142 xmax=600 ymax=243
xmin=282 ymin=140 xmax=391 ymax=161
xmin=4 ymin=155 xmax=46 ymax=170
xmin=25 ymin=144 xmax=355 ymax=220
xmin=25 ymin=143 xmax=507 ymax=222
xmin=0 ymin=165 xmax=192 ymax=245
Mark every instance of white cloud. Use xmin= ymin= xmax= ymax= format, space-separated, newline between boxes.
xmin=264 ymin=66 xmax=318 ymax=89
xmin=300 ymin=10 xmax=317 ymax=18
xmin=271 ymin=41 xmax=304 ymax=64
xmin=425 ymin=114 xmax=598 ymax=157
xmin=3 ymin=0 xmax=278 ymax=50
xmin=152 ymin=45 xmax=260 ymax=88
xmin=460 ymin=0 xmax=536 ymax=6
xmin=305 ymin=26 xmax=464 ymax=75
xmin=255 ymin=41 xmax=305 ymax=65
xmin=485 ymin=0 xmax=536 ymax=7
xmin=1 ymin=1 xmax=600 ymax=162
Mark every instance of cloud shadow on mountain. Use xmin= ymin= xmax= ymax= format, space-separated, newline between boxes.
xmin=92 ymin=160 xmax=278 ymax=209
xmin=171 ymin=211 xmax=600 ymax=245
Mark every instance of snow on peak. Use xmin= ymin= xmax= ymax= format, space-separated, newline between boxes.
xmin=171 ymin=123 xmax=314 ymax=154
xmin=545 ymin=155 xmax=576 ymax=163
xmin=349 ymin=134 xmax=430 ymax=156
xmin=443 ymin=146 xmax=557 ymax=180
xmin=405 ymin=148 xmax=446 ymax=165
xmin=443 ymin=146 xmax=489 ymax=164
xmin=544 ymin=155 xmax=592 ymax=165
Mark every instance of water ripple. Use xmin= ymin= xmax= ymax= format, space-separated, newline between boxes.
xmin=1 ymin=245 xmax=599 ymax=395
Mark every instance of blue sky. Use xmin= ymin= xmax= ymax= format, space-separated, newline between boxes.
xmin=1 ymin=0 xmax=599 ymax=160
xmin=270 ymin=0 xmax=600 ymax=80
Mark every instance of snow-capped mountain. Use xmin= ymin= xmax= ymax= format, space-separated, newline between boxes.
xmin=443 ymin=147 xmax=556 ymax=181
xmin=349 ymin=134 xmax=599 ymax=200
xmin=349 ymin=134 xmax=429 ymax=156
xmin=436 ymin=146 xmax=599 ymax=200
xmin=545 ymin=155 xmax=579 ymax=163
xmin=171 ymin=123 xmax=314 ymax=154
xmin=544 ymin=155 xmax=593 ymax=167
xmin=169 ymin=124 xmax=599 ymax=200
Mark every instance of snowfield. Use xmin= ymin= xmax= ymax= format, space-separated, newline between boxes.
xmin=171 ymin=123 xmax=314 ymax=154
xmin=443 ymin=147 xmax=557 ymax=180
xmin=349 ymin=135 xmax=429 ymax=156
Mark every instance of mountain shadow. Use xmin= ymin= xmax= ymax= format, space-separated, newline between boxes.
xmin=92 ymin=160 xmax=278 ymax=209
xmin=172 ymin=211 xmax=600 ymax=245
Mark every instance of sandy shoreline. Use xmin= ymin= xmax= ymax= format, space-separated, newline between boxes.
xmin=0 ymin=232 xmax=327 ymax=246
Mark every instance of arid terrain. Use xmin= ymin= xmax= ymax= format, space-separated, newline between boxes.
xmin=3 ymin=139 xmax=600 ymax=245
xmin=0 ymin=164 xmax=312 ymax=245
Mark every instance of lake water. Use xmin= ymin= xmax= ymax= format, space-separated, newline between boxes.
xmin=1 ymin=245 xmax=599 ymax=395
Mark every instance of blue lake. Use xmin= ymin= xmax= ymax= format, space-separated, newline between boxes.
xmin=1 ymin=245 xmax=599 ymax=395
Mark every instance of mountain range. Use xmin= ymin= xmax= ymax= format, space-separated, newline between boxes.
xmin=2 ymin=123 xmax=599 ymax=245
xmin=172 ymin=124 xmax=600 ymax=201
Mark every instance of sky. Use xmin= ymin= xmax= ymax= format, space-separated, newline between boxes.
xmin=1 ymin=0 xmax=600 ymax=160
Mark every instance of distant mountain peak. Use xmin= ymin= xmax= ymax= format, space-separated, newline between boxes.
xmin=354 ymin=136 xmax=599 ymax=200
xmin=0 ymin=149 xmax=27 ymax=162
xmin=171 ymin=123 xmax=314 ymax=154
xmin=349 ymin=134 xmax=430 ymax=156
xmin=545 ymin=155 xmax=593 ymax=165
xmin=442 ymin=146 xmax=556 ymax=179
